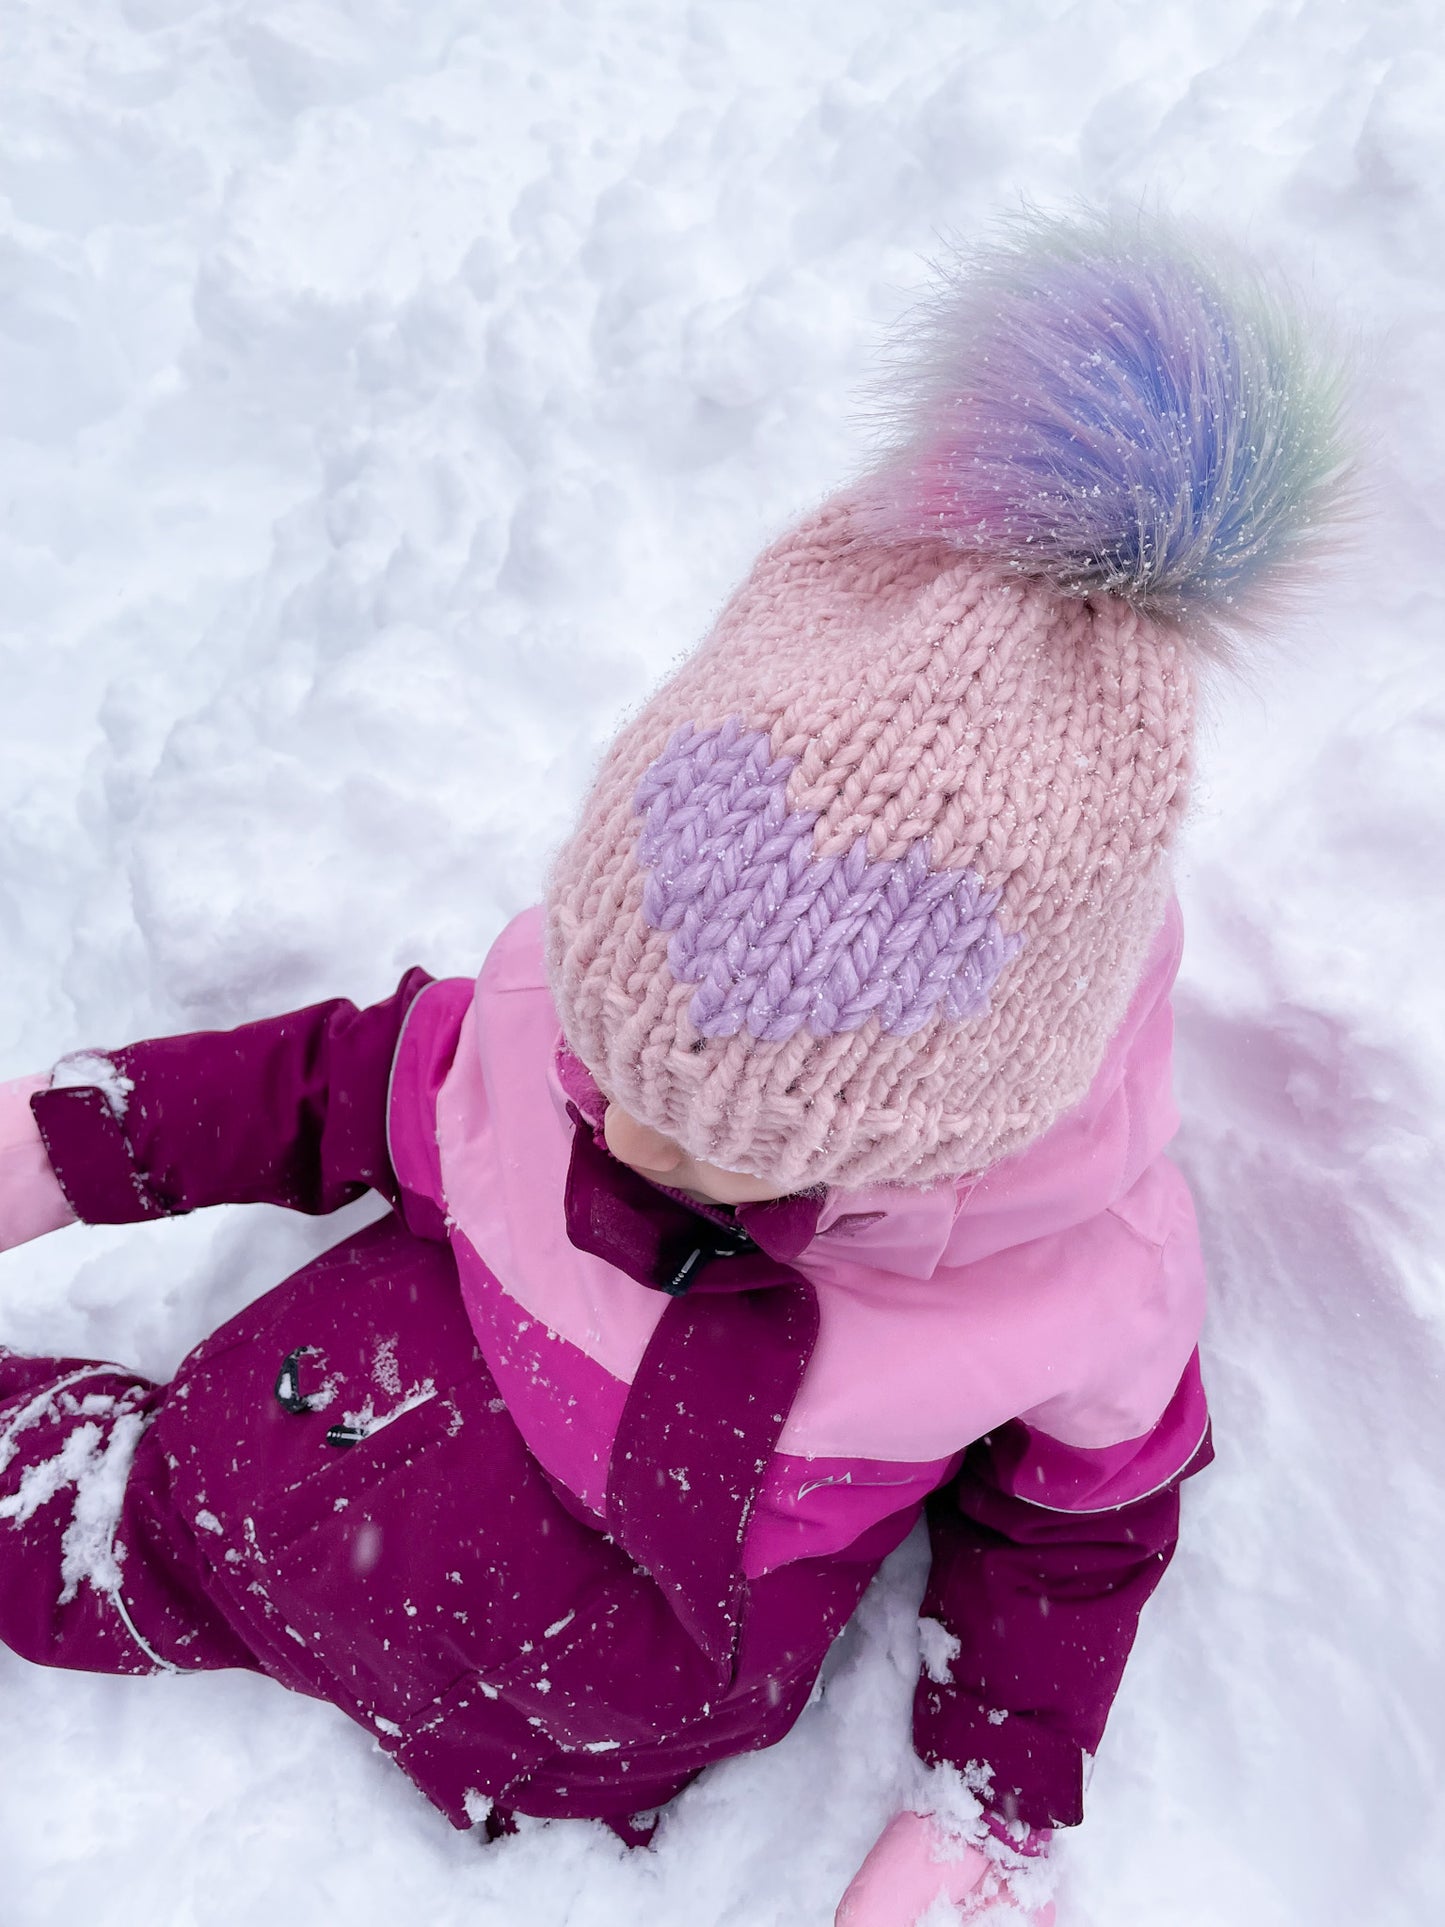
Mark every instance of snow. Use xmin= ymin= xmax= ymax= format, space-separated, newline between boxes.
xmin=918 ymin=1615 xmax=962 ymax=1687
xmin=49 ymin=1051 xmax=135 ymax=1120
xmin=1 ymin=0 xmax=1442 ymax=1922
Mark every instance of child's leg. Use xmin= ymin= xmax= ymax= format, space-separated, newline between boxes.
xmin=4 ymin=1221 xmax=857 ymax=1837
xmin=2 ymin=1221 xmax=588 ymax=1728
xmin=0 ymin=1348 xmax=256 ymax=1676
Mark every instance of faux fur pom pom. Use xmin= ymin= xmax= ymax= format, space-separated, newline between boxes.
xmin=857 ymin=210 xmax=1354 ymax=639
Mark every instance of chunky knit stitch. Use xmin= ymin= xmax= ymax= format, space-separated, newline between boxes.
xmin=547 ymin=503 xmax=1185 ymax=1190
xmin=634 ymin=719 xmax=1021 ymax=1043
xmin=545 ymin=215 xmax=1349 ymax=1191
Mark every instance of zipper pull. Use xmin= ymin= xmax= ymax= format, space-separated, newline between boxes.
xmin=661 ymin=1225 xmax=755 ymax=1295
xmin=274 ymin=1348 xmax=317 ymax=1415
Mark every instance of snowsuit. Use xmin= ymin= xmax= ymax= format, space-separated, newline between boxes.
xmin=0 ymin=902 xmax=1210 ymax=1838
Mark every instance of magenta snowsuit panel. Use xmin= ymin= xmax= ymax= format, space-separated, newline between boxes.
xmin=394 ymin=902 xmax=1209 ymax=1572
xmin=1 ymin=903 xmax=1210 ymax=1833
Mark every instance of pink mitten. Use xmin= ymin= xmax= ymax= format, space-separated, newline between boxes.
xmin=835 ymin=1811 xmax=1056 ymax=1926
xmin=0 ymin=1075 xmax=74 ymax=1252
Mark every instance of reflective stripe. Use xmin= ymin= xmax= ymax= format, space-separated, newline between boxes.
xmin=0 ymin=1364 xmax=122 ymax=1470
xmin=383 ymin=980 xmax=434 ymax=1194
xmin=111 ymin=1588 xmax=175 ymax=1672
xmin=1007 ymin=1411 xmax=1212 ymax=1516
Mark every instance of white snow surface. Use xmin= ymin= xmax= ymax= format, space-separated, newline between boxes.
xmin=49 ymin=1051 xmax=134 ymax=1119
xmin=2 ymin=1 xmax=1442 ymax=1921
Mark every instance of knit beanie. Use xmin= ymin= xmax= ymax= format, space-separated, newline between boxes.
xmin=546 ymin=212 xmax=1350 ymax=1192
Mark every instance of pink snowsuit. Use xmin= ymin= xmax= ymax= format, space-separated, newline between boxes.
xmin=0 ymin=900 xmax=1209 ymax=1838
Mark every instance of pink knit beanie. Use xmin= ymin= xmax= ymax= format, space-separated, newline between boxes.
xmin=546 ymin=213 xmax=1350 ymax=1191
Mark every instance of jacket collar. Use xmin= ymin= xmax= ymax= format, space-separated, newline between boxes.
xmin=555 ymin=1039 xmax=823 ymax=1282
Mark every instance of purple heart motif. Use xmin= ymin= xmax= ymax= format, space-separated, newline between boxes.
xmin=633 ymin=718 xmax=1023 ymax=1043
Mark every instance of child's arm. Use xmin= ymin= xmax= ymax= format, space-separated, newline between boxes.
xmin=20 ymin=970 xmax=436 ymax=1230
xmin=912 ymin=1406 xmax=1213 ymax=1832
xmin=837 ymin=1359 xmax=1211 ymax=1924
xmin=0 ymin=1075 xmax=76 ymax=1250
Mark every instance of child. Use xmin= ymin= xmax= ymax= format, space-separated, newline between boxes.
xmin=0 ymin=213 xmax=1347 ymax=1925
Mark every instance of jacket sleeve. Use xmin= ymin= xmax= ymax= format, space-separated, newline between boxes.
xmin=913 ymin=1354 xmax=1213 ymax=1831
xmin=27 ymin=970 xmax=435 ymax=1226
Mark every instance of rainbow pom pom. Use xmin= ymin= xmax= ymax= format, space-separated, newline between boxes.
xmin=859 ymin=210 xmax=1354 ymax=634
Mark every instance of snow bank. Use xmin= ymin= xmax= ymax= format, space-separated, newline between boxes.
xmin=3 ymin=1 xmax=1442 ymax=1921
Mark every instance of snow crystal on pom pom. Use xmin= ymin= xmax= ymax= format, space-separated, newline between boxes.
xmin=859 ymin=209 xmax=1354 ymax=633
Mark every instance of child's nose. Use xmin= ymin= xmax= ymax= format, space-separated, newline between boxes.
xmin=603 ymin=1104 xmax=684 ymax=1176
